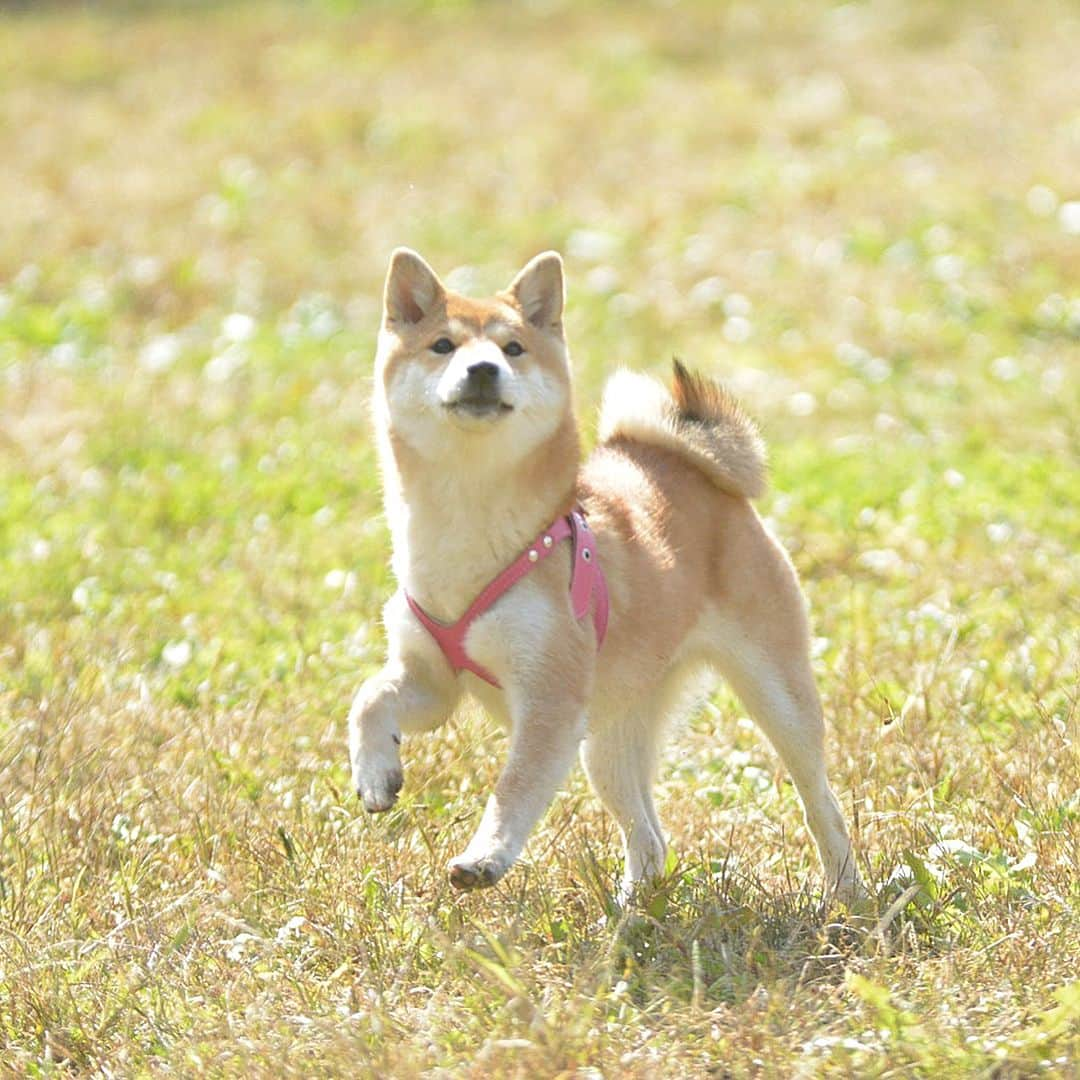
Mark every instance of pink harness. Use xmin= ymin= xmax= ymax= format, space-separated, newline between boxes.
xmin=405 ymin=508 xmax=609 ymax=689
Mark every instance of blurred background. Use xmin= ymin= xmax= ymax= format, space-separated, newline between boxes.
xmin=2 ymin=0 xmax=1076 ymax=698
xmin=0 ymin=1 xmax=1078 ymax=1073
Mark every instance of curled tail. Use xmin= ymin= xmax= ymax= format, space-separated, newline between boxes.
xmin=597 ymin=359 xmax=767 ymax=499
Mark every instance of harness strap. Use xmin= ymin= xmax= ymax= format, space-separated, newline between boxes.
xmin=405 ymin=509 xmax=608 ymax=689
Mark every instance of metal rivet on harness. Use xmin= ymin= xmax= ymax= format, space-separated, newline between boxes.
xmin=528 ymin=550 xmax=539 ymax=562
xmin=582 ymin=548 xmax=592 ymax=561
xmin=542 ymin=535 xmax=553 ymax=548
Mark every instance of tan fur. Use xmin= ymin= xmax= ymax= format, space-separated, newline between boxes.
xmin=349 ymin=249 xmax=864 ymax=903
xmin=598 ymin=358 xmax=767 ymax=499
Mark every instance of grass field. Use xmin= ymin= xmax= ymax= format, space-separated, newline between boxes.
xmin=1 ymin=0 xmax=1078 ymax=1074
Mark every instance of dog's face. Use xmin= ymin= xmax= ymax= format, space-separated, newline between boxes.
xmin=375 ymin=249 xmax=572 ymax=464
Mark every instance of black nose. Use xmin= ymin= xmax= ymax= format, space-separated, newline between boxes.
xmin=466 ymin=361 xmax=500 ymax=389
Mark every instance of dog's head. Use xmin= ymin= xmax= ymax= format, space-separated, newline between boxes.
xmin=374 ymin=249 xmax=572 ymax=464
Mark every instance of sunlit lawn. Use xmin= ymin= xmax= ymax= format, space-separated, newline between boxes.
xmin=1 ymin=0 xmax=1078 ymax=1074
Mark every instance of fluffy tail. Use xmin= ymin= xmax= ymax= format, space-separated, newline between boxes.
xmin=597 ymin=359 xmax=767 ymax=499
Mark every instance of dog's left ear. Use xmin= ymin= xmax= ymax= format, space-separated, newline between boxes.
xmin=505 ymin=252 xmax=564 ymax=330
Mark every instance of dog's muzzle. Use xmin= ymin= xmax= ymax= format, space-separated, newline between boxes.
xmin=444 ymin=361 xmax=513 ymax=419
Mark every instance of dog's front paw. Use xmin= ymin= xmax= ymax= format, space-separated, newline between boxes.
xmin=352 ymin=737 xmax=404 ymax=813
xmin=349 ymin=693 xmax=404 ymax=813
xmin=448 ymin=853 xmax=508 ymax=890
xmin=356 ymin=765 xmax=403 ymax=814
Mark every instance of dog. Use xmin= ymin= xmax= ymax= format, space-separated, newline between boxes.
xmin=348 ymin=248 xmax=864 ymax=903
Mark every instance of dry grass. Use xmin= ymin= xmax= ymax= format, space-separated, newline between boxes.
xmin=1 ymin=0 xmax=1078 ymax=1075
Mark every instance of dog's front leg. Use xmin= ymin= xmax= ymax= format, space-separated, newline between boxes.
xmin=448 ymin=698 xmax=585 ymax=890
xmin=349 ymin=661 xmax=453 ymax=813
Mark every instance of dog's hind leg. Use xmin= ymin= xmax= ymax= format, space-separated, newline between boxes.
xmin=708 ymin=612 xmax=864 ymax=900
xmin=582 ymin=704 xmax=668 ymax=904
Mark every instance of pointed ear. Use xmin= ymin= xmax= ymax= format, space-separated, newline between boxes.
xmin=383 ymin=248 xmax=445 ymax=326
xmin=505 ymin=251 xmax=564 ymax=329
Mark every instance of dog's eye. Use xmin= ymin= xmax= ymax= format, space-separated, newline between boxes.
xmin=431 ymin=337 xmax=455 ymax=354
xmin=503 ymin=341 xmax=524 ymax=357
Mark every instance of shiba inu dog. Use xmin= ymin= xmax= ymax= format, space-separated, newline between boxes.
xmin=348 ymin=248 xmax=863 ymax=902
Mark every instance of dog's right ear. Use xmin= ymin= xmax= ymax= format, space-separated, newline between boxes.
xmin=383 ymin=248 xmax=445 ymax=326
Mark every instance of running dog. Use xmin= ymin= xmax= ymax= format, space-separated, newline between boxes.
xmin=348 ymin=248 xmax=863 ymax=902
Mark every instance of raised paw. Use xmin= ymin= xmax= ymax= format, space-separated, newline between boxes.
xmin=448 ymin=854 xmax=507 ymax=890
xmin=350 ymin=725 xmax=404 ymax=813
xmin=356 ymin=766 xmax=403 ymax=814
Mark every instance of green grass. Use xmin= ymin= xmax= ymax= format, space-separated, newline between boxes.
xmin=1 ymin=0 xmax=1078 ymax=1074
